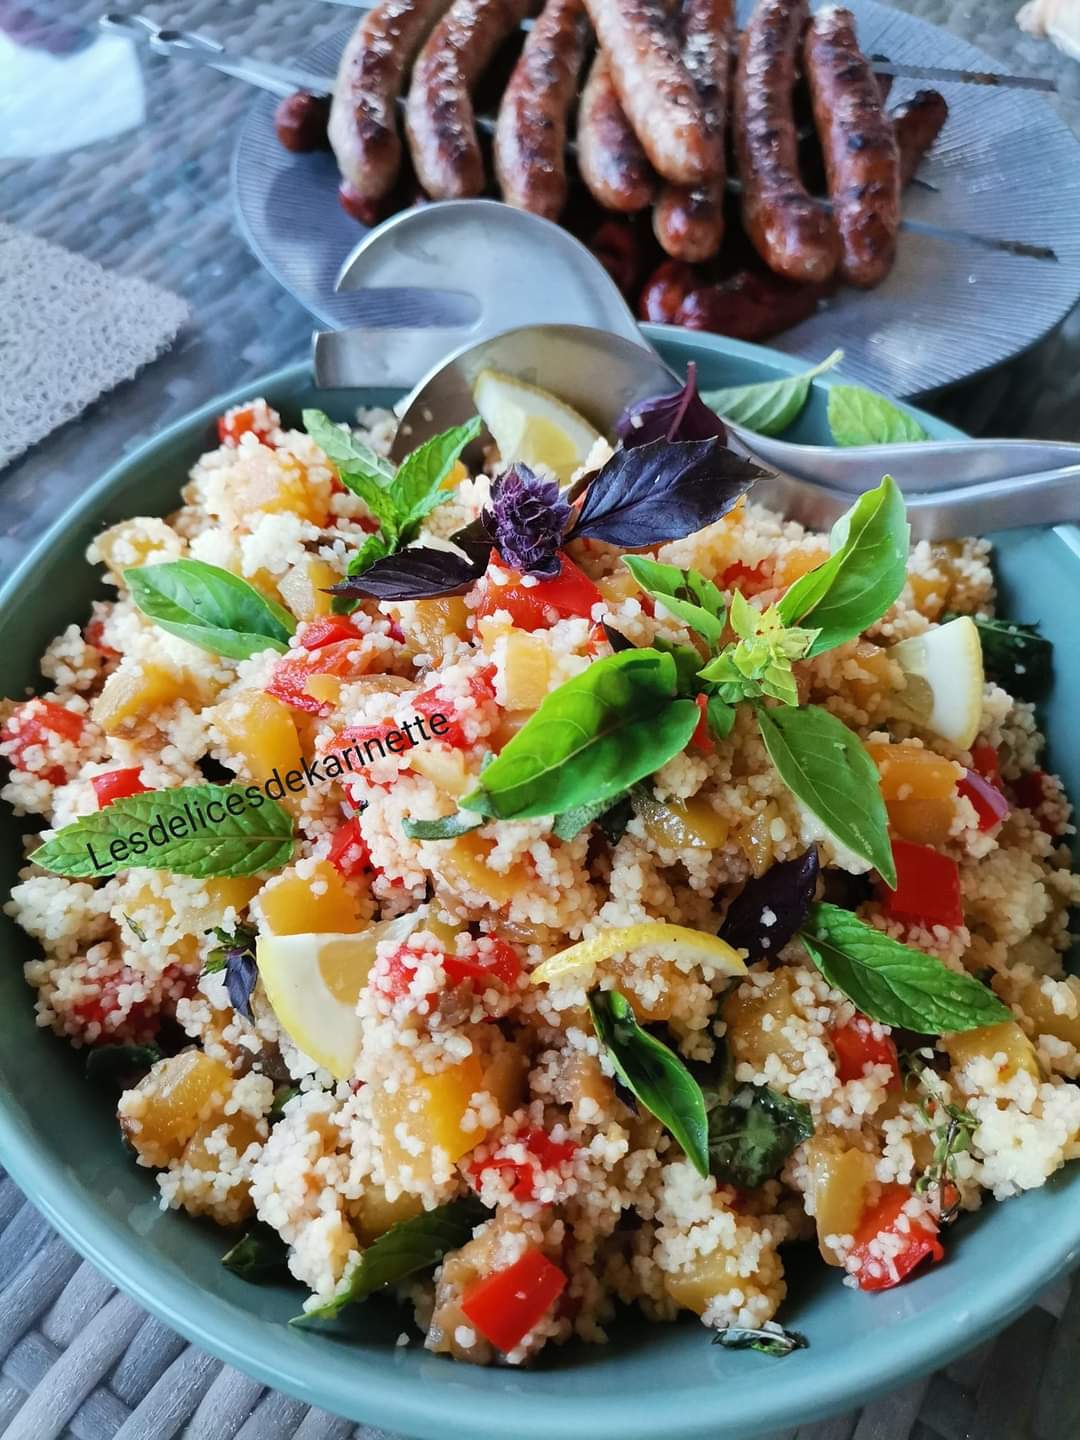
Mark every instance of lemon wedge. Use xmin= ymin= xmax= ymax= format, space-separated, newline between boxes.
xmin=473 ymin=369 xmax=602 ymax=484
xmin=531 ymin=922 xmax=747 ymax=987
xmin=256 ymin=912 xmax=421 ymax=1079
xmin=889 ymin=616 xmax=984 ymax=749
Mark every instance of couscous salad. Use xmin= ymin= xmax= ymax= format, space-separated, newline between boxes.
xmin=3 ymin=369 xmax=1078 ymax=1367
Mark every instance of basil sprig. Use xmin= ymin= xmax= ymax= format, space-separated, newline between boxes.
xmin=799 ymin=903 xmax=1011 ymax=1032
xmin=293 ymin=1195 xmax=488 ymax=1324
xmin=702 ymin=351 xmax=842 ymax=437
xmin=589 ymin=990 xmax=709 ymax=1177
xmin=31 ymin=784 xmax=294 ymax=879
xmin=622 ymin=555 xmax=727 ymax=646
xmin=461 ymin=649 xmax=699 ymax=821
xmin=777 ymin=476 xmax=909 ymax=656
xmin=827 ymin=387 xmax=929 ymax=447
xmin=125 ymin=559 xmax=296 ymax=660
xmin=756 ymin=704 xmax=895 ymax=887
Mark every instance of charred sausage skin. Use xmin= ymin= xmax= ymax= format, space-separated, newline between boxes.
xmin=577 ymin=49 xmax=656 ymax=213
xmin=734 ymin=0 xmax=839 ymax=284
xmin=804 ymin=6 xmax=901 ymax=288
xmin=495 ymin=0 xmax=589 ymax=219
xmin=892 ymin=88 xmax=949 ymax=188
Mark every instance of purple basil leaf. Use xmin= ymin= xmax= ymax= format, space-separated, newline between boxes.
xmin=616 ymin=363 xmax=728 ymax=449
xmin=225 ymin=950 xmax=258 ymax=1020
xmin=482 ymin=465 xmax=570 ymax=577
xmin=327 ymin=545 xmax=488 ymax=601
xmin=567 ymin=437 xmax=764 ymax=549
xmin=602 ymin=623 xmax=637 ymax=653
xmin=720 ymin=849 xmax=820 ymax=962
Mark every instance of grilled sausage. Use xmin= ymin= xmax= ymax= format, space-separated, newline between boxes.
xmin=495 ymin=0 xmax=589 ymax=219
xmin=892 ymin=89 xmax=949 ymax=187
xmin=582 ymin=0 xmax=721 ymax=186
xmin=804 ymin=7 xmax=901 ymax=288
xmin=637 ymin=259 xmax=700 ymax=324
xmin=653 ymin=0 xmax=736 ymax=262
xmin=734 ymin=0 xmax=839 ymax=284
xmin=577 ymin=50 xmax=656 ymax=213
xmin=328 ymin=0 xmax=453 ymax=202
xmin=676 ymin=268 xmax=827 ymax=340
xmin=406 ymin=0 xmax=535 ymax=199
xmin=275 ymin=92 xmax=331 ymax=153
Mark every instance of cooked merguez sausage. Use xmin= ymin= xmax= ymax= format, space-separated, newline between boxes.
xmin=892 ymin=89 xmax=949 ymax=188
xmin=407 ymin=0 xmax=535 ymax=199
xmin=495 ymin=0 xmax=589 ymax=219
xmin=734 ymin=0 xmax=839 ymax=284
xmin=653 ymin=0 xmax=736 ymax=262
xmin=804 ymin=6 xmax=900 ymax=288
xmin=328 ymin=0 xmax=453 ymax=202
xmin=583 ymin=0 xmax=721 ymax=186
xmin=577 ymin=49 xmax=656 ymax=213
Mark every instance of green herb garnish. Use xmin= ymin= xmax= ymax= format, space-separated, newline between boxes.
xmin=589 ymin=990 xmax=709 ymax=1178
xmin=223 ymin=1222 xmax=292 ymax=1284
xmin=702 ymin=1057 xmax=814 ymax=1189
xmin=799 ymin=903 xmax=1011 ymax=1032
xmin=699 ymin=591 xmax=819 ymax=707
xmin=84 ymin=1043 xmax=162 ymax=1086
xmin=401 ymin=812 xmax=484 ymax=840
xmin=951 ymin=615 xmax=1052 ymax=701
xmin=293 ymin=1195 xmax=488 ymax=1324
xmin=124 ymin=559 xmax=296 ymax=660
xmin=712 ymin=1324 xmax=809 ymax=1357
xmin=702 ymin=351 xmax=843 ymax=437
xmin=622 ymin=555 xmax=727 ymax=647
xmin=826 ymin=387 xmax=929 ymax=446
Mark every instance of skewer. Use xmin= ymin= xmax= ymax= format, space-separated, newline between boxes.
xmin=100 ymin=14 xmax=1053 ymax=263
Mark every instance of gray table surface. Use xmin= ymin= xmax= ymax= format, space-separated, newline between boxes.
xmin=1 ymin=1 xmax=1079 ymax=1436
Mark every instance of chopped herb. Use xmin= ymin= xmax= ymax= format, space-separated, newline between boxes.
xmin=712 ymin=1324 xmax=809 ymax=1357
xmin=950 ymin=615 xmax=1052 ymax=701
xmin=123 ymin=913 xmax=147 ymax=943
xmin=223 ymin=1222 xmax=292 ymax=1284
xmin=402 ymin=812 xmax=483 ymax=840
xmin=700 ymin=1048 xmax=813 ymax=1189
xmin=270 ymin=1084 xmax=300 ymax=1121
xmin=552 ymin=791 xmax=630 ymax=840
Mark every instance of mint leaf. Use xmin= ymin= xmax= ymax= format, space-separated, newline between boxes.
xmin=827 ymin=386 xmax=929 ymax=446
xmin=589 ymin=990 xmax=708 ymax=1177
xmin=223 ymin=1222 xmax=292 ymax=1285
xmin=302 ymin=409 xmax=395 ymax=484
xmin=460 ymin=649 xmax=699 ymax=821
xmin=393 ymin=417 xmax=482 ymax=536
xmin=552 ymin=791 xmax=630 ymax=840
xmin=30 ymin=784 xmax=295 ymax=878
xmin=756 ymin=704 xmax=895 ymax=887
xmin=293 ymin=1196 xmax=488 ymax=1323
xmin=703 ymin=1077 xmax=813 ymax=1188
xmin=622 ymin=555 xmax=727 ymax=647
xmin=703 ymin=351 xmax=843 ymax=437
xmin=402 ymin=812 xmax=483 ymax=840
xmin=800 ymin=903 xmax=1011 ymax=1032
xmin=125 ymin=560 xmax=295 ymax=660
xmin=777 ymin=476 xmax=909 ymax=656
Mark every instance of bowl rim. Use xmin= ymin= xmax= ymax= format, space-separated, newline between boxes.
xmin=0 ymin=334 xmax=1077 ymax=1440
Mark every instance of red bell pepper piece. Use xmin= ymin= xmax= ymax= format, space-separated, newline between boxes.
xmin=719 ymin=560 xmax=769 ymax=595
xmin=326 ymin=816 xmax=372 ymax=880
xmin=1 ymin=700 xmax=85 ymax=785
xmin=442 ymin=937 xmax=523 ymax=990
xmin=265 ymin=638 xmax=368 ymax=716
xmin=468 ymin=1126 xmax=577 ymax=1202
xmin=474 ymin=552 xmax=602 ymax=633
xmin=413 ymin=666 xmax=497 ymax=749
xmin=830 ymin=1014 xmax=900 ymax=1088
xmin=460 ymin=1247 xmax=568 ymax=1352
xmin=849 ymin=1184 xmax=944 ymax=1292
xmin=217 ymin=403 xmax=276 ymax=447
xmin=689 ymin=693 xmax=713 ymax=753
xmin=958 ymin=768 xmax=1009 ymax=832
xmin=84 ymin=617 xmax=119 ymax=659
xmin=881 ymin=839 xmax=964 ymax=929
xmin=91 ymin=767 xmax=149 ymax=809
xmin=970 ymin=743 xmax=1001 ymax=788
xmin=298 ymin=615 xmax=359 ymax=649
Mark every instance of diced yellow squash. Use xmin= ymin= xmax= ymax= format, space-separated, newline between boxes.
xmin=93 ymin=663 xmax=203 ymax=734
xmin=375 ymin=1053 xmax=487 ymax=1182
xmin=845 ymin=642 xmax=897 ymax=712
xmin=943 ymin=1021 xmax=1041 ymax=1085
xmin=1017 ymin=976 xmax=1080 ymax=1048
xmin=481 ymin=1046 xmax=529 ymax=1116
xmin=774 ymin=545 xmax=828 ymax=589
xmin=409 ymin=746 xmax=470 ymax=797
xmin=398 ymin=598 xmax=470 ymax=659
xmin=227 ymin=453 xmax=329 ymax=525
xmin=214 ymin=691 xmax=304 ymax=787
xmin=441 ymin=832 xmax=529 ymax=907
xmin=502 ymin=630 xmax=551 ymax=711
xmin=664 ymin=1249 xmax=744 ymax=1316
xmin=349 ymin=1184 xmax=424 ymax=1244
xmin=865 ymin=739 xmax=959 ymax=847
xmin=595 ymin=570 xmax=640 ymax=607
xmin=94 ymin=518 xmax=183 ymax=574
xmin=257 ymin=859 xmax=365 ymax=935
xmin=182 ymin=1111 xmax=264 ymax=1173
xmin=635 ymin=791 xmax=728 ymax=851
xmin=805 ymin=1139 xmax=877 ymax=1264
xmin=723 ymin=971 xmax=801 ymax=1071
xmin=734 ymin=803 xmax=783 ymax=877
xmin=119 ymin=1050 xmax=234 ymax=1167
xmin=206 ymin=877 xmax=262 ymax=914
xmin=491 ymin=709 xmax=533 ymax=751
xmin=278 ymin=557 xmax=339 ymax=621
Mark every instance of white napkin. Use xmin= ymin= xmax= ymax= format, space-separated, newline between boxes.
xmin=0 ymin=223 xmax=190 ymax=470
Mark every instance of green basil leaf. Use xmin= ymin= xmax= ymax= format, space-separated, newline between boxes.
xmin=702 ymin=351 xmax=843 ymax=437
xmin=460 ymin=649 xmax=699 ymax=821
xmin=589 ymin=990 xmax=708 ymax=1177
xmin=712 ymin=1325 xmax=808 ymax=1357
xmin=302 ymin=408 xmax=396 ymax=484
xmin=777 ymin=476 xmax=909 ymax=656
xmin=552 ymin=790 xmax=630 ymax=840
xmin=827 ymin=386 xmax=930 ymax=447
xmin=125 ymin=559 xmax=295 ymax=660
xmin=392 ymin=417 xmax=482 ymax=534
xmin=270 ymin=1084 xmax=301 ymax=1121
xmin=706 ymin=695 xmax=736 ymax=743
xmin=223 ymin=1222 xmax=292 ymax=1285
xmin=293 ymin=1195 xmax=488 ymax=1323
xmin=756 ymin=704 xmax=895 ymax=887
xmin=622 ymin=555 xmax=727 ymax=647
xmin=703 ymin=1078 xmax=813 ymax=1188
xmin=800 ymin=902 xmax=1011 ymax=1032
xmin=30 ymin=784 xmax=295 ymax=879
xmin=958 ymin=615 xmax=1052 ymax=702
xmin=84 ymin=1043 xmax=162 ymax=1086
xmin=402 ymin=812 xmax=483 ymax=840
xmin=652 ymin=635 xmax=705 ymax=697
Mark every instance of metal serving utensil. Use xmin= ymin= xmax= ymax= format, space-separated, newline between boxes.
xmin=323 ymin=202 xmax=1080 ymax=494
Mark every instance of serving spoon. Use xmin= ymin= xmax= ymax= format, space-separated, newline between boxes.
xmin=320 ymin=201 xmax=1080 ymax=495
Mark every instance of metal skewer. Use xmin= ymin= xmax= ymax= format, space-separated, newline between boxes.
xmin=101 ymin=13 xmax=1054 ymax=263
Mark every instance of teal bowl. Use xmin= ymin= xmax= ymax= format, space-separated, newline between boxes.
xmin=1 ymin=331 xmax=1077 ymax=1439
